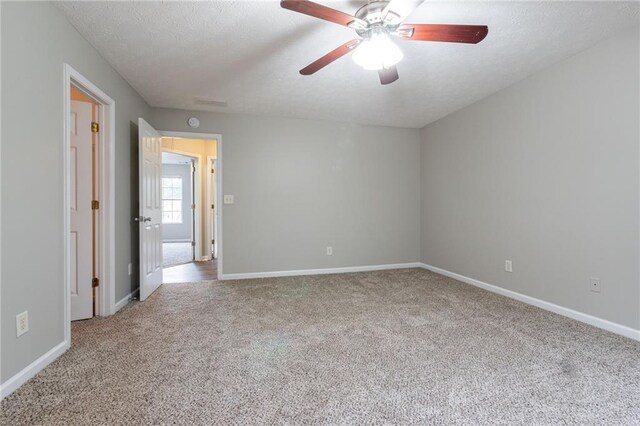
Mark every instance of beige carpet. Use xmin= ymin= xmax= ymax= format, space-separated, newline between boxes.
xmin=2 ymin=268 xmax=639 ymax=425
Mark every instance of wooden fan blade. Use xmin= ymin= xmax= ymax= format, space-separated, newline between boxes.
xmin=383 ymin=0 xmax=424 ymax=24
xmin=398 ymin=24 xmax=488 ymax=44
xmin=281 ymin=0 xmax=365 ymax=28
xmin=378 ymin=66 xmax=399 ymax=85
xmin=300 ymin=39 xmax=361 ymax=75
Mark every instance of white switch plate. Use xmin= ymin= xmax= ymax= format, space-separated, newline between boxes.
xmin=326 ymin=247 xmax=333 ymax=256
xmin=505 ymin=260 xmax=513 ymax=273
xmin=223 ymin=195 xmax=234 ymax=204
xmin=128 ymin=263 xmax=133 ymax=276
xmin=16 ymin=311 xmax=29 ymax=337
xmin=589 ymin=277 xmax=601 ymax=293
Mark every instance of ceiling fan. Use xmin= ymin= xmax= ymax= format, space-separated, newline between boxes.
xmin=281 ymin=0 xmax=488 ymax=85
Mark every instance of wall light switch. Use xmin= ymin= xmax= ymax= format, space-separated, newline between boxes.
xmin=326 ymin=247 xmax=333 ymax=256
xmin=505 ymin=260 xmax=513 ymax=273
xmin=223 ymin=195 xmax=234 ymax=204
xmin=16 ymin=311 xmax=29 ymax=337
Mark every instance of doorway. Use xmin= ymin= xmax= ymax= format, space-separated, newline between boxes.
xmin=160 ymin=134 xmax=221 ymax=283
xmin=63 ymin=64 xmax=116 ymax=342
xmin=161 ymin=151 xmax=197 ymax=268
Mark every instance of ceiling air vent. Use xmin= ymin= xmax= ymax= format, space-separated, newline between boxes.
xmin=193 ymin=97 xmax=228 ymax=107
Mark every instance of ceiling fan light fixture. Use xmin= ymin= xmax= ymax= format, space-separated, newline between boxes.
xmin=281 ymin=0 xmax=488 ymax=85
xmin=352 ymin=32 xmax=403 ymax=71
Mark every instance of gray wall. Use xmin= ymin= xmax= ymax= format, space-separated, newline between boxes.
xmin=420 ymin=26 xmax=640 ymax=330
xmin=1 ymin=2 xmax=150 ymax=382
xmin=151 ymin=109 xmax=422 ymax=274
xmin=162 ymin=164 xmax=193 ymax=242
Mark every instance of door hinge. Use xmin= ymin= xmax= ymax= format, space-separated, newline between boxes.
xmin=191 ymin=204 xmax=196 ymax=209
xmin=211 ymin=204 xmax=214 ymax=209
xmin=92 ymin=277 xmax=99 ymax=288
xmin=211 ymin=168 xmax=215 ymax=174
xmin=191 ymin=241 xmax=196 ymax=247
xmin=91 ymin=122 xmax=99 ymax=133
xmin=212 ymin=239 xmax=215 ymax=245
xmin=91 ymin=200 xmax=100 ymax=210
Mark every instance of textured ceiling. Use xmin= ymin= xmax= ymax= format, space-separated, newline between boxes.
xmin=57 ymin=1 xmax=639 ymax=128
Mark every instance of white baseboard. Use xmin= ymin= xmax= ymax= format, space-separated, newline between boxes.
xmin=2 ymin=288 xmax=138 ymax=399
xmin=114 ymin=288 xmax=139 ymax=313
xmin=221 ymin=262 xmax=423 ymax=280
xmin=420 ymin=263 xmax=640 ymax=341
xmin=0 ymin=340 xmax=69 ymax=400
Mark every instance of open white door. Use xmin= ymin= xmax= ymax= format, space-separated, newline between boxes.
xmin=138 ymin=118 xmax=163 ymax=301
xmin=70 ymin=101 xmax=93 ymax=320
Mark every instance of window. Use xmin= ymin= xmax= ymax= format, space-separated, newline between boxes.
xmin=162 ymin=177 xmax=183 ymax=224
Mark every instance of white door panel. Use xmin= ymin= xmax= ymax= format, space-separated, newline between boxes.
xmin=70 ymin=101 xmax=93 ymax=320
xmin=138 ymin=118 xmax=163 ymax=301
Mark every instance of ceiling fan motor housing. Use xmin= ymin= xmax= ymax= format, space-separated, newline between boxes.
xmin=353 ymin=1 xmax=399 ymax=38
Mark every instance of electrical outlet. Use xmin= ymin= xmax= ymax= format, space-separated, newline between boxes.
xmin=128 ymin=263 xmax=133 ymax=276
xmin=223 ymin=195 xmax=234 ymax=204
xmin=16 ymin=311 xmax=29 ymax=337
xmin=326 ymin=246 xmax=333 ymax=256
xmin=589 ymin=277 xmax=601 ymax=294
xmin=505 ymin=260 xmax=513 ymax=273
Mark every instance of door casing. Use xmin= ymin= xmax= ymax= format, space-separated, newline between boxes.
xmin=206 ymin=156 xmax=218 ymax=260
xmin=63 ymin=64 xmax=116 ymax=345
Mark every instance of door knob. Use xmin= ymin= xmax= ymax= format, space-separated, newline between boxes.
xmin=134 ymin=216 xmax=152 ymax=222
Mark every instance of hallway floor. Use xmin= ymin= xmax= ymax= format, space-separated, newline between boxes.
xmin=163 ymin=259 xmax=217 ymax=283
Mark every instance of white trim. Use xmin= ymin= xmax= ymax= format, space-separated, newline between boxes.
xmin=205 ymin=156 xmax=217 ymax=261
xmin=64 ymin=63 xmax=117 ymax=329
xmin=217 ymin=138 xmax=223 ymax=280
xmin=420 ymin=263 xmax=640 ymax=341
xmin=115 ymin=289 xmax=139 ymax=313
xmin=158 ymin=130 xmax=223 ymax=280
xmin=221 ymin=262 xmax=423 ymax=280
xmin=98 ymin=83 xmax=116 ymax=318
xmin=0 ymin=341 xmax=69 ymax=399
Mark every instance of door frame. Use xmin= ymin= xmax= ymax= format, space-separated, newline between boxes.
xmin=63 ymin=64 xmax=116 ymax=343
xmin=205 ymin=156 xmax=217 ymax=260
xmin=161 ymin=148 xmax=200 ymax=259
xmin=160 ymin=131 xmax=222 ymax=280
